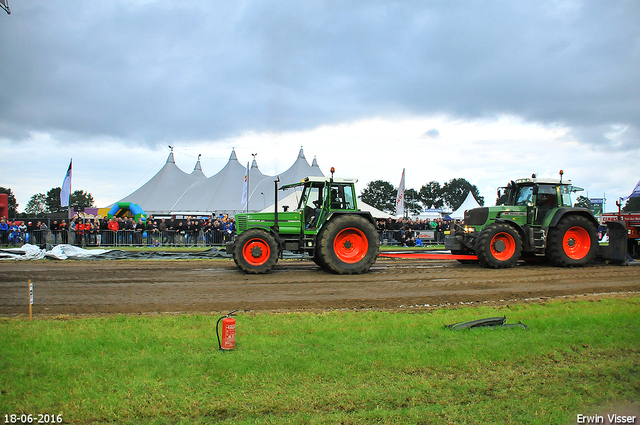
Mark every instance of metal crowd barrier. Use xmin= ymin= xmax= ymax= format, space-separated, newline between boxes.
xmin=0 ymin=229 xmax=231 ymax=247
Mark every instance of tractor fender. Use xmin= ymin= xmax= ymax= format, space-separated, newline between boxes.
xmin=548 ymin=208 xmax=599 ymax=229
xmin=493 ymin=218 xmax=529 ymax=248
xmin=227 ymin=227 xmax=284 ymax=258
xmin=323 ymin=211 xmax=378 ymax=228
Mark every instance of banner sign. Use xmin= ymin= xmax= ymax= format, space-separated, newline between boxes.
xmin=416 ymin=231 xmax=435 ymax=240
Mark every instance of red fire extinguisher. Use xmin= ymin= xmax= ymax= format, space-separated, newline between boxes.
xmin=216 ymin=310 xmax=237 ymax=351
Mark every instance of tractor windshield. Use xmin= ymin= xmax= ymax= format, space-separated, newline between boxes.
xmin=299 ymin=183 xmax=325 ymax=210
xmin=515 ymin=185 xmax=534 ymax=206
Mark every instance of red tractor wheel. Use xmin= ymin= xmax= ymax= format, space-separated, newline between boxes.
xmin=476 ymin=223 xmax=522 ymax=268
xmin=234 ymin=229 xmax=279 ymax=273
xmin=318 ymin=215 xmax=379 ymax=274
xmin=333 ymin=227 xmax=369 ymax=264
xmin=546 ymin=215 xmax=598 ymax=266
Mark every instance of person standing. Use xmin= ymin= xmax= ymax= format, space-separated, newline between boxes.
xmin=158 ymin=218 xmax=167 ymax=245
xmin=39 ymin=221 xmax=49 ymax=246
xmin=135 ymin=218 xmax=145 ymax=245
xmin=0 ymin=217 xmax=8 ymax=245
xmin=59 ymin=220 xmax=68 ymax=244
xmin=107 ymin=217 xmax=119 ymax=245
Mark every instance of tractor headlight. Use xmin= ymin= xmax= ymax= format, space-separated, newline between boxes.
xmin=464 ymin=226 xmax=475 ymax=233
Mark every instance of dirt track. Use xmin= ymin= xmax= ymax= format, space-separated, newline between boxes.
xmin=1 ymin=257 xmax=639 ymax=316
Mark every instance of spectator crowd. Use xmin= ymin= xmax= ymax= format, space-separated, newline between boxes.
xmin=1 ymin=214 xmax=460 ymax=248
xmin=0 ymin=214 xmax=237 ymax=248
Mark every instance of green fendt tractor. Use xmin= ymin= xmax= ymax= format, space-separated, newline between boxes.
xmin=226 ymin=169 xmax=380 ymax=274
xmin=445 ymin=171 xmax=601 ymax=268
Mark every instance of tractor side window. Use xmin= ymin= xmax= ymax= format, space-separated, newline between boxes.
xmin=515 ymin=186 xmax=534 ymax=206
xmin=342 ymin=185 xmax=356 ymax=210
xmin=536 ymin=185 xmax=557 ymax=207
xmin=559 ymin=186 xmax=572 ymax=207
xmin=330 ymin=184 xmax=356 ymax=210
xmin=305 ymin=185 xmax=323 ymax=209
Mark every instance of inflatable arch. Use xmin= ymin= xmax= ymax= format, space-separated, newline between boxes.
xmin=107 ymin=202 xmax=147 ymax=223
xmin=0 ymin=193 xmax=8 ymax=218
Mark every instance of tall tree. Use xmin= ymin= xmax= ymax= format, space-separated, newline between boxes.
xmin=25 ymin=193 xmax=48 ymax=216
xmin=622 ymin=197 xmax=640 ymax=212
xmin=359 ymin=180 xmax=396 ymax=213
xmin=0 ymin=187 xmax=18 ymax=217
xmin=404 ymin=188 xmax=423 ymax=216
xmin=45 ymin=187 xmax=95 ymax=212
xmin=70 ymin=190 xmax=95 ymax=207
xmin=418 ymin=181 xmax=443 ymax=209
xmin=45 ymin=187 xmax=62 ymax=212
xmin=441 ymin=178 xmax=484 ymax=210
xmin=574 ymin=195 xmax=591 ymax=209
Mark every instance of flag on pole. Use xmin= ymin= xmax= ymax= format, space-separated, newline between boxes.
xmin=60 ymin=159 xmax=72 ymax=208
xmin=395 ymin=168 xmax=405 ymax=217
xmin=621 ymin=180 xmax=640 ymax=200
xmin=241 ymin=161 xmax=249 ymax=206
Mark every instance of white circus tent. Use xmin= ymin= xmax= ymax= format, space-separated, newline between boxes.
xmin=449 ymin=192 xmax=482 ymax=220
xmin=115 ymin=147 xmax=325 ymax=216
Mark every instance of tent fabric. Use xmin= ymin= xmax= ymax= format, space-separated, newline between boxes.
xmin=261 ymin=188 xmax=394 ymax=220
xmin=449 ymin=192 xmax=482 ymax=220
xmin=117 ymin=148 xmax=326 ymax=216
xmin=115 ymin=152 xmax=206 ymax=214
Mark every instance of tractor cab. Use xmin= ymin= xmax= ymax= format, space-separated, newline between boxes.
xmin=281 ymin=176 xmax=359 ymax=230
xmin=495 ymin=175 xmax=584 ymax=226
xmin=228 ymin=169 xmax=379 ymax=275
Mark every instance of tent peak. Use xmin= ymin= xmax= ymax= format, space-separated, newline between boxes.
xmin=229 ymin=149 xmax=238 ymax=161
xmin=298 ymin=146 xmax=305 ymax=159
xmin=251 ymin=158 xmax=259 ymax=169
xmin=193 ymin=154 xmax=203 ymax=173
xmin=311 ymin=156 xmax=319 ymax=167
xmin=166 ymin=152 xmax=175 ymax=164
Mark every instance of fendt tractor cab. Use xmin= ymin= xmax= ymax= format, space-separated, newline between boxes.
xmin=446 ymin=171 xmax=602 ymax=268
xmin=226 ymin=168 xmax=380 ymax=274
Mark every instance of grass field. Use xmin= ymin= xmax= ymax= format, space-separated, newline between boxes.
xmin=1 ymin=297 xmax=639 ymax=424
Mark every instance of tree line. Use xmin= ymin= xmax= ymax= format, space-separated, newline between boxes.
xmin=0 ymin=186 xmax=95 ymax=218
xmin=358 ymin=178 xmax=485 ymax=215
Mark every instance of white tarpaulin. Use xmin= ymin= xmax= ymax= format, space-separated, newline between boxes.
xmin=0 ymin=244 xmax=112 ymax=260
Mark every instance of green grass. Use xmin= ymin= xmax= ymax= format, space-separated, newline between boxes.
xmin=1 ymin=298 xmax=639 ymax=424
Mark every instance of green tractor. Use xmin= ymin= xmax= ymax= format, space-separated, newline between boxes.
xmin=445 ymin=171 xmax=601 ymax=268
xmin=226 ymin=169 xmax=380 ymax=274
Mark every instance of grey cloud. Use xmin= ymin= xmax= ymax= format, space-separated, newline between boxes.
xmin=1 ymin=1 xmax=638 ymax=149
xmin=422 ymin=129 xmax=440 ymax=139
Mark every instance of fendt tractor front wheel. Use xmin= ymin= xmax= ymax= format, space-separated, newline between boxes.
xmin=546 ymin=215 xmax=598 ymax=267
xmin=476 ymin=223 xmax=522 ymax=268
xmin=318 ymin=215 xmax=380 ymax=275
xmin=234 ymin=229 xmax=279 ymax=274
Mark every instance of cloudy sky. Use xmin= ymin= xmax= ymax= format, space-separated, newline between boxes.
xmin=1 ymin=0 xmax=639 ymax=212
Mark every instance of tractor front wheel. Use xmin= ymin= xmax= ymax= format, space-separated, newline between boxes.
xmin=546 ymin=215 xmax=598 ymax=266
xmin=318 ymin=215 xmax=380 ymax=274
xmin=234 ymin=229 xmax=279 ymax=274
xmin=476 ymin=223 xmax=522 ymax=268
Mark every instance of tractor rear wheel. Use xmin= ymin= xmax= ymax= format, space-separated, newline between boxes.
xmin=318 ymin=215 xmax=380 ymax=274
xmin=546 ymin=215 xmax=598 ymax=266
xmin=234 ymin=229 xmax=279 ymax=274
xmin=476 ymin=223 xmax=522 ymax=268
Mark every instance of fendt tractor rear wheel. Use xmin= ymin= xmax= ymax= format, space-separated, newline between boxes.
xmin=318 ymin=215 xmax=380 ymax=275
xmin=234 ymin=229 xmax=279 ymax=274
xmin=546 ymin=215 xmax=598 ymax=267
xmin=476 ymin=223 xmax=522 ymax=268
